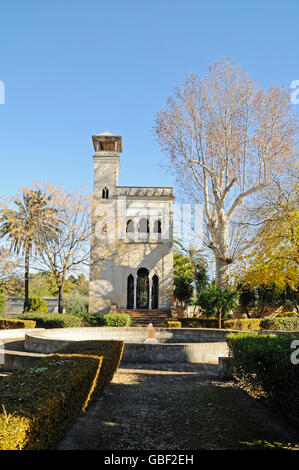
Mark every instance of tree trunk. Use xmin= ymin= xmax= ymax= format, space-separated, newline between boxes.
xmin=215 ymin=255 xmax=229 ymax=289
xmin=58 ymin=284 xmax=64 ymax=313
xmin=23 ymin=246 xmax=30 ymax=313
xmin=218 ymin=306 xmax=222 ymax=329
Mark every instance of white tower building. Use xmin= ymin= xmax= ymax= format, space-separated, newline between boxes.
xmin=89 ymin=132 xmax=174 ymax=316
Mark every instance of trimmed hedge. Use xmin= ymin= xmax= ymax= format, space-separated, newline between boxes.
xmin=58 ymin=340 xmax=124 ymax=394
xmin=0 ymin=318 xmax=36 ymax=330
xmin=226 ymin=333 xmax=299 ymax=423
xmin=18 ymin=313 xmax=83 ymax=329
xmin=177 ymin=317 xmax=262 ymax=330
xmin=78 ymin=313 xmax=132 ymax=327
xmin=177 ymin=318 xmax=221 ymax=328
xmin=79 ymin=313 xmax=106 ymax=326
xmin=223 ymin=319 xmax=261 ymax=331
xmin=166 ymin=320 xmax=182 ymax=328
xmin=260 ymin=317 xmax=299 ymax=331
xmin=0 ymin=353 xmax=104 ymax=450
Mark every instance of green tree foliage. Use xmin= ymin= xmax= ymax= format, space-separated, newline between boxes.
xmin=0 ymin=189 xmax=59 ymax=312
xmin=0 ymin=288 xmax=5 ymax=315
xmin=197 ymin=285 xmax=239 ymax=328
xmin=194 ymin=264 xmax=209 ymax=296
xmin=28 ymin=296 xmax=48 ymax=314
xmin=174 ymin=275 xmax=194 ymax=306
xmin=63 ymin=291 xmax=89 ymax=314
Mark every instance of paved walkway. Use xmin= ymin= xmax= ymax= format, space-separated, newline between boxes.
xmin=59 ymin=362 xmax=299 ymax=450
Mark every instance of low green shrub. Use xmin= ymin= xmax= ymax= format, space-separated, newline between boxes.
xmin=0 ymin=318 xmax=36 ymax=330
xmin=28 ymin=296 xmax=48 ymax=314
xmin=226 ymin=332 xmax=299 ymax=423
xmin=63 ymin=291 xmax=89 ymax=315
xmin=223 ymin=318 xmax=261 ymax=331
xmin=0 ymin=353 xmax=104 ymax=450
xmin=19 ymin=313 xmax=83 ymax=329
xmin=260 ymin=317 xmax=299 ymax=331
xmin=177 ymin=317 xmax=262 ymax=330
xmin=104 ymin=313 xmax=132 ymax=327
xmin=166 ymin=320 xmax=181 ymax=328
xmin=276 ymin=311 xmax=298 ymax=318
xmin=79 ymin=313 xmax=106 ymax=327
xmin=178 ymin=318 xmax=221 ymax=328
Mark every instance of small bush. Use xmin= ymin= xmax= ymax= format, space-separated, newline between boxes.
xmin=28 ymin=296 xmax=48 ymax=314
xmin=0 ymin=353 xmax=104 ymax=450
xmin=276 ymin=311 xmax=297 ymax=318
xmin=260 ymin=317 xmax=299 ymax=331
xmin=104 ymin=313 xmax=132 ymax=327
xmin=166 ymin=320 xmax=181 ymax=328
xmin=19 ymin=313 xmax=83 ymax=329
xmin=79 ymin=313 xmax=106 ymax=327
xmin=63 ymin=291 xmax=89 ymax=315
xmin=0 ymin=318 xmax=36 ymax=330
xmin=226 ymin=332 xmax=299 ymax=424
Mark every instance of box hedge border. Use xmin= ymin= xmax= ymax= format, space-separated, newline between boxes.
xmin=226 ymin=332 xmax=299 ymax=424
xmin=18 ymin=313 xmax=83 ymax=329
xmin=0 ymin=318 xmax=36 ymax=330
xmin=0 ymin=353 xmax=103 ymax=450
xmin=176 ymin=318 xmax=261 ymax=330
xmin=58 ymin=340 xmax=124 ymax=393
xmin=0 ymin=340 xmax=124 ymax=450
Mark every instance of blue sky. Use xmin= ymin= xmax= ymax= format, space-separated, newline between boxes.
xmin=0 ymin=0 xmax=298 ymax=198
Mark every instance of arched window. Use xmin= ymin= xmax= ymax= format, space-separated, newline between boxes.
xmin=153 ymin=219 xmax=161 ymax=234
xmin=138 ymin=218 xmax=149 ymax=233
xmin=151 ymin=274 xmax=159 ymax=309
xmin=137 ymin=268 xmax=149 ymax=309
xmin=126 ymin=219 xmax=134 ymax=233
xmin=127 ymin=274 xmax=134 ymax=309
xmin=102 ymin=187 xmax=109 ymax=199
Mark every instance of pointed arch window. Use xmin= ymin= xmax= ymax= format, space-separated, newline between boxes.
xmin=126 ymin=219 xmax=134 ymax=233
xmin=138 ymin=218 xmax=150 ymax=234
xmin=153 ymin=219 xmax=162 ymax=234
xmin=152 ymin=274 xmax=159 ymax=309
xmin=102 ymin=187 xmax=109 ymax=199
xmin=127 ymin=274 xmax=134 ymax=309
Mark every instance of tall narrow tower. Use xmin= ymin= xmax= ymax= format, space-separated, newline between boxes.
xmin=92 ymin=132 xmax=122 ymax=199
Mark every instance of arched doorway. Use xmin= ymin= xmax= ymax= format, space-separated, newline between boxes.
xmin=151 ymin=275 xmax=159 ymax=309
xmin=127 ymin=274 xmax=134 ymax=309
xmin=137 ymin=268 xmax=149 ymax=309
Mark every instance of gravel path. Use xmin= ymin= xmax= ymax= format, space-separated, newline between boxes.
xmin=59 ymin=362 xmax=299 ymax=451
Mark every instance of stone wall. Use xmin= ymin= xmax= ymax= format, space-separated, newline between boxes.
xmin=3 ymin=297 xmax=60 ymax=316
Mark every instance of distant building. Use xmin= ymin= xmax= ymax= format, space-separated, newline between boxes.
xmin=89 ymin=132 xmax=174 ymax=314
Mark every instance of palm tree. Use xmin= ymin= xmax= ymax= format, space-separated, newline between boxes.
xmin=0 ymin=189 xmax=60 ymax=312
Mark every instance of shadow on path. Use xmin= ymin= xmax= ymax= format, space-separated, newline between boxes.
xmin=59 ymin=362 xmax=299 ymax=450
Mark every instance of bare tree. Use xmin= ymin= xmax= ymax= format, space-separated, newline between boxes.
xmin=154 ymin=58 xmax=297 ymax=287
xmin=32 ymin=184 xmax=93 ymax=313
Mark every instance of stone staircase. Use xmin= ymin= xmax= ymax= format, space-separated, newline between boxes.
xmin=110 ymin=309 xmax=170 ymax=327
